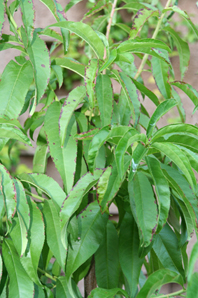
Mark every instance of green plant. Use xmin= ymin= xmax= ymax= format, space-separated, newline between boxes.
xmin=1 ymin=0 xmax=198 ymax=297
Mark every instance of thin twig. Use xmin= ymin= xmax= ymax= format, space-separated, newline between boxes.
xmin=155 ymin=288 xmax=186 ymax=298
xmin=38 ymin=267 xmax=57 ymax=282
xmin=134 ymin=0 xmax=172 ymax=80
xmin=25 ymin=190 xmax=45 ymax=202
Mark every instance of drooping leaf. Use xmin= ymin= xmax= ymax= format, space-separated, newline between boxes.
xmin=187 ymin=241 xmax=198 ymax=282
xmin=131 ymin=78 xmax=159 ymax=106
xmin=117 ymin=2 xmax=148 ymax=12
xmin=51 ymin=64 xmax=63 ymax=88
xmin=83 ymin=0 xmax=106 ymax=19
xmin=39 ymin=28 xmax=63 ymax=42
xmin=56 ymin=276 xmax=77 ymax=298
xmin=95 ymin=221 xmax=120 ymax=289
xmin=20 ymin=0 xmax=35 ymax=41
xmin=88 ymin=287 xmax=128 ymax=298
xmin=19 ymin=173 xmax=66 ymax=209
xmin=0 ymin=0 xmax=5 ymax=37
xmin=0 ymin=165 xmax=16 ymax=221
xmin=146 ymin=156 xmax=170 ymax=232
xmin=50 ymin=21 xmax=104 ymax=59
xmin=65 ymin=0 xmax=83 ymax=12
xmin=0 ymin=122 xmax=32 ymax=146
xmin=129 ymin=172 xmax=158 ymax=247
xmin=164 ymin=26 xmax=190 ymax=79
xmin=171 ymin=81 xmax=198 ymax=111
xmin=152 ymin=224 xmax=185 ymax=277
xmin=119 ymin=213 xmax=144 ymax=297
xmin=146 ymin=99 xmax=177 ymax=138
xmin=33 ymin=144 xmax=48 ymax=174
xmin=136 ymin=269 xmax=183 ymax=298
xmin=97 ymin=167 xmax=112 ymax=206
xmin=2 ymin=239 xmax=34 ymax=298
xmin=66 ymin=201 xmax=108 ymax=278
xmin=27 ymin=33 xmax=50 ymax=103
xmin=151 ymin=51 xmax=171 ymax=99
xmin=59 ymin=86 xmax=86 ymax=146
xmin=99 ymin=48 xmax=117 ymax=72
xmin=129 ymin=143 xmax=148 ymax=181
xmin=21 ymin=198 xmax=44 ymax=285
xmin=0 ymin=42 xmax=26 ymax=53
xmin=151 ymin=142 xmax=197 ymax=191
xmin=0 ymin=60 xmax=33 ymax=119
xmin=95 ymin=74 xmax=113 ymax=127
xmin=85 ymin=59 xmax=98 ymax=109
xmin=9 ymin=216 xmax=28 ymax=257
xmin=43 ymin=200 xmax=66 ymax=270
xmin=187 ymin=272 xmax=198 ymax=298
xmin=54 ymin=57 xmax=85 ymax=78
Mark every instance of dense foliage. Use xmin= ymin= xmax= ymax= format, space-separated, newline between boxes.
xmin=0 ymin=0 xmax=198 ymax=297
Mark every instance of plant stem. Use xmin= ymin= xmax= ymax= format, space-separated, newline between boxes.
xmin=103 ymin=0 xmax=118 ymax=64
xmin=134 ymin=0 xmax=172 ymax=80
xmin=38 ymin=267 xmax=57 ymax=282
xmin=155 ymin=288 xmax=186 ymax=298
xmin=25 ymin=190 xmax=45 ymax=202
xmin=5 ymin=0 xmax=22 ymax=40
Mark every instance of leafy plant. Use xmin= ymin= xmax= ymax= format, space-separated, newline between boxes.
xmin=0 ymin=0 xmax=198 ymax=297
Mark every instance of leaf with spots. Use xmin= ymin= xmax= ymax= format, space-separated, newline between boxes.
xmin=0 ymin=60 xmax=33 ymax=119
xmin=66 ymin=201 xmax=108 ymax=278
xmin=0 ymin=0 xmax=5 ymax=38
xmin=85 ymin=59 xmax=98 ymax=109
xmin=27 ymin=33 xmax=50 ymax=104
xmin=19 ymin=0 xmax=35 ymax=41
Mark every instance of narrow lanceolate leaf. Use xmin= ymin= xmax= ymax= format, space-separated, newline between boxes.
xmin=45 ymin=102 xmax=77 ymax=193
xmin=0 ymin=0 xmax=5 ymax=37
xmin=153 ymin=224 xmax=185 ymax=277
xmin=21 ymin=199 xmax=44 ymax=285
xmin=129 ymin=143 xmax=148 ymax=181
xmin=120 ymin=72 xmax=140 ymax=127
xmin=187 ymin=272 xmax=198 ymax=298
xmin=119 ymin=213 xmax=144 ymax=298
xmin=131 ymin=78 xmax=159 ymax=106
xmin=19 ymin=173 xmax=66 ymax=209
xmin=0 ymin=123 xmax=32 ymax=146
xmin=151 ymin=142 xmax=197 ymax=192
xmin=129 ymin=172 xmax=158 ymax=247
xmin=0 ymin=165 xmax=16 ymax=221
xmin=188 ymin=242 xmax=198 ymax=282
xmin=130 ymin=9 xmax=158 ymax=38
xmin=146 ymin=157 xmax=170 ymax=233
xmin=49 ymin=21 xmax=104 ymax=59
xmin=95 ymin=75 xmax=113 ymax=127
xmin=118 ymin=3 xmax=148 ymax=12
xmin=66 ymin=202 xmax=108 ymax=278
xmin=43 ymin=200 xmax=66 ymax=270
xmin=54 ymin=58 xmax=85 ymax=78
xmin=99 ymin=48 xmax=117 ymax=72
xmin=59 ymin=86 xmax=86 ymax=146
xmin=2 ymin=239 xmax=34 ymax=298
xmin=95 ymin=221 xmax=120 ymax=289
xmin=136 ymin=269 xmax=183 ymax=298
xmin=85 ymin=59 xmax=98 ymax=109
xmin=9 ymin=215 xmax=28 ymax=258
xmin=88 ymin=288 xmax=128 ymax=298
xmin=171 ymin=81 xmax=198 ymax=111
xmin=33 ymin=144 xmax=48 ymax=174
xmin=27 ymin=33 xmax=50 ymax=103
xmin=0 ymin=60 xmax=33 ymax=119
xmin=65 ymin=0 xmax=83 ymax=12
xmin=56 ymin=277 xmax=76 ymax=298
xmin=164 ymin=26 xmax=190 ymax=80
xmin=20 ymin=0 xmax=35 ymax=41
xmin=146 ymin=99 xmax=177 ymax=138
xmin=100 ymin=156 xmax=131 ymax=212
xmin=151 ymin=52 xmax=171 ymax=99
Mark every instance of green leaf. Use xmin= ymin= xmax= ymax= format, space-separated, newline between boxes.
xmin=151 ymin=142 xmax=197 ymax=192
xmin=54 ymin=58 xmax=85 ymax=78
xmin=188 ymin=242 xmax=198 ymax=282
xmin=43 ymin=200 xmax=66 ymax=270
xmin=117 ymin=38 xmax=171 ymax=54
xmin=0 ymin=122 xmax=32 ymax=146
xmin=65 ymin=0 xmax=83 ymax=12
xmin=119 ymin=213 xmax=144 ymax=297
xmin=117 ymin=2 xmax=148 ymax=11
xmin=146 ymin=157 xmax=170 ymax=233
xmin=147 ymin=99 xmax=177 ymax=138
xmin=51 ymin=65 xmax=63 ymax=88
xmin=0 ymin=42 xmax=26 ymax=54
xmin=129 ymin=172 xmax=158 ymax=247
xmin=100 ymin=156 xmax=131 ymax=213
xmin=83 ymin=0 xmax=106 ymax=19
xmin=0 ymin=253 xmax=2 ymax=282
xmin=2 ymin=239 xmax=34 ymax=298
xmin=27 ymin=33 xmax=50 ymax=103
xmin=85 ymin=59 xmax=98 ymax=109
xmin=171 ymin=81 xmax=198 ymax=111
xmin=9 ymin=216 xmax=28 ymax=257
xmin=88 ymin=288 xmax=128 ymax=298
xmin=99 ymin=48 xmax=117 ymax=72
xmin=49 ymin=21 xmax=104 ymax=59
xmin=130 ymin=9 xmax=159 ymax=38
xmin=136 ymin=269 xmax=183 ymax=298
xmin=153 ymin=224 xmax=185 ymax=277
xmin=131 ymin=78 xmax=159 ymax=106
xmin=20 ymin=0 xmax=35 ymax=41
xmin=19 ymin=173 xmax=66 ymax=209
xmin=44 ymin=102 xmax=77 ymax=193
xmin=56 ymin=276 xmax=76 ymax=298
xmin=60 ymin=169 xmax=103 ymax=236
xmin=120 ymin=72 xmax=140 ymax=127
xmin=0 ymin=165 xmax=16 ymax=221
xmin=33 ymin=144 xmax=48 ymax=174
xmin=163 ymin=6 xmax=198 ymax=37
xmin=59 ymin=86 xmax=86 ymax=146
xmin=164 ymin=26 xmax=190 ymax=80
xmin=0 ymin=60 xmax=33 ymax=119
xmin=95 ymin=221 xmax=120 ymax=289
xmin=0 ymin=0 xmax=5 ymax=37
xmin=39 ymin=28 xmax=63 ymax=42
xmin=21 ymin=198 xmax=44 ymax=285
xmin=95 ymin=74 xmax=113 ymax=127
xmin=151 ymin=51 xmax=171 ymax=99
xmin=187 ymin=272 xmax=198 ymax=298
xmin=129 ymin=143 xmax=148 ymax=181
xmin=66 ymin=201 xmax=108 ymax=278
